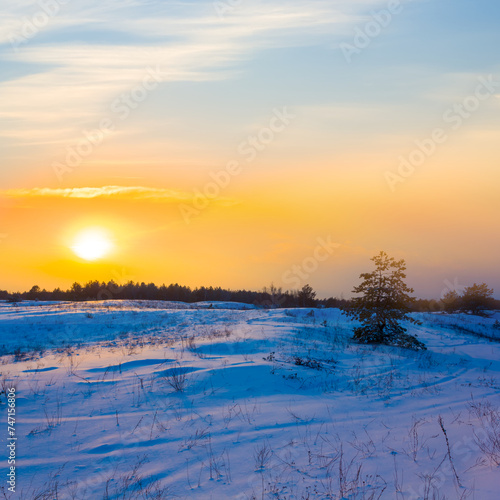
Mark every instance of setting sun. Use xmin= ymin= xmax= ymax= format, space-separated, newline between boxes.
xmin=71 ymin=228 xmax=113 ymax=261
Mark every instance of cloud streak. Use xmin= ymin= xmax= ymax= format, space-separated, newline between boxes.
xmin=4 ymin=186 xmax=195 ymax=202
xmin=0 ymin=0 xmax=395 ymax=146
xmin=3 ymin=186 xmax=240 ymax=210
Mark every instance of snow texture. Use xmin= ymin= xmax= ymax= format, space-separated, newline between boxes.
xmin=1 ymin=300 xmax=499 ymax=499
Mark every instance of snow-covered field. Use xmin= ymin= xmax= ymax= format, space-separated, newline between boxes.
xmin=1 ymin=300 xmax=499 ymax=499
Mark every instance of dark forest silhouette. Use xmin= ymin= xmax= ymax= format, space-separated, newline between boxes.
xmin=1 ymin=280 xmax=498 ymax=313
xmin=0 ymin=281 xmax=346 ymax=309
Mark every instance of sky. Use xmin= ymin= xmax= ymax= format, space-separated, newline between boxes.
xmin=0 ymin=0 xmax=499 ymax=298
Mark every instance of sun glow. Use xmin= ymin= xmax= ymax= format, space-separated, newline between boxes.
xmin=71 ymin=228 xmax=113 ymax=261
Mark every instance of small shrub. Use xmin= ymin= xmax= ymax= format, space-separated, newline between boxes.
xmin=263 ymin=352 xmax=275 ymax=362
xmin=13 ymin=347 xmax=26 ymax=362
xmin=293 ymin=356 xmax=322 ymax=370
xmin=163 ymin=364 xmax=188 ymax=392
xmin=253 ymin=442 xmax=272 ymax=471
xmin=469 ymin=399 xmax=500 ymax=466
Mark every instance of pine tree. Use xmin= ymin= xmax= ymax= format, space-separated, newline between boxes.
xmin=297 ymin=284 xmax=317 ymax=307
xmin=442 ymin=290 xmax=460 ymax=313
xmin=343 ymin=251 xmax=425 ymax=350
xmin=459 ymin=283 xmax=494 ymax=316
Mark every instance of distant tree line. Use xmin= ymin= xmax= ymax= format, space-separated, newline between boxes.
xmin=0 ymin=281 xmax=348 ymax=309
xmin=412 ymin=284 xmax=498 ymax=315
xmin=0 ymin=279 xmax=497 ymax=314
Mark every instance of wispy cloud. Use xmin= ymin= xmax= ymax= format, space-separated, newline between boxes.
xmin=4 ymin=186 xmax=194 ymax=202
xmin=0 ymin=0 xmax=392 ymax=145
xmin=3 ymin=186 xmax=240 ymax=209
